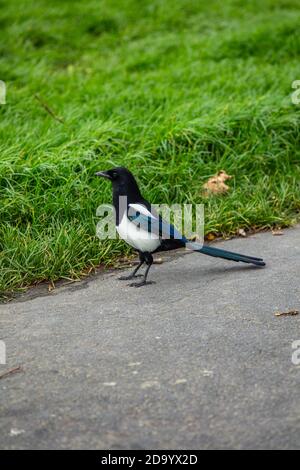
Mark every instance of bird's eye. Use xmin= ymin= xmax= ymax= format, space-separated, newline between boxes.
xmin=112 ymin=172 xmax=118 ymax=178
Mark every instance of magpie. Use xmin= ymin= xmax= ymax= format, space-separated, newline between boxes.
xmin=96 ymin=167 xmax=265 ymax=287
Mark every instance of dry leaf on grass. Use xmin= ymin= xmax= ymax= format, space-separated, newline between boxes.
xmin=206 ymin=233 xmax=216 ymax=241
xmin=274 ymin=309 xmax=299 ymax=317
xmin=203 ymin=170 xmax=232 ymax=195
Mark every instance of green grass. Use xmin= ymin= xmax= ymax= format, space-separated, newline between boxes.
xmin=1 ymin=0 xmax=300 ymax=297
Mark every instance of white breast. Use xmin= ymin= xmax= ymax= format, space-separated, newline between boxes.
xmin=117 ymin=212 xmax=161 ymax=253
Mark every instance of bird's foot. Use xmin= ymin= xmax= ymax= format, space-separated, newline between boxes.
xmin=118 ymin=274 xmax=143 ymax=281
xmin=128 ymin=280 xmax=155 ymax=288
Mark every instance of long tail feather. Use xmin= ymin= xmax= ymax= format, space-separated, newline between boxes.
xmin=187 ymin=242 xmax=265 ymax=266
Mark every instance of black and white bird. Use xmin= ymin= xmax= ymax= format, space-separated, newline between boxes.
xmin=96 ymin=167 xmax=265 ymax=287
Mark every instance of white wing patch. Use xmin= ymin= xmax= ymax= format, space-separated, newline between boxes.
xmin=128 ymin=203 xmax=156 ymax=219
xmin=117 ymin=208 xmax=160 ymax=253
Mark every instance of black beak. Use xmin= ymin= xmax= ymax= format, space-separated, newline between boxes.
xmin=95 ymin=171 xmax=112 ymax=179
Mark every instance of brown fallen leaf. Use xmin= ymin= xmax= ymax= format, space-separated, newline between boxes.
xmin=203 ymin=170 xmax=232 ymax=195
xmin=274 ymin=309 xmax=299 ymax=317
xmin=206 ymin=233 xmax=216 ymax=241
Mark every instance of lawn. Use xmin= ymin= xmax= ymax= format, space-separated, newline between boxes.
xmin=0 ymin=0 xmax=300 ymax=297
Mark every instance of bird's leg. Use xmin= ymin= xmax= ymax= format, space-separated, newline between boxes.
xmin=129 ymin=253 xmax=155 ymax=287
xmin=118 ymin=253 xmax=144 ymax=280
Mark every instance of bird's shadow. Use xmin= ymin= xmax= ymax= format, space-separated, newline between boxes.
xmin=161 ymin=262 xmax=265 ymax=283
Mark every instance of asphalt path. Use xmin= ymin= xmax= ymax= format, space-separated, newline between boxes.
xmin=0 ymin=227 xmax=299 ymax=449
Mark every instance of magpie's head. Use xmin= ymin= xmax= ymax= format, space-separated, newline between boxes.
xmin=95 ymin=167 xmax=142 ymax=198
xmin=95 ymin=167 xmax=129 ymax=183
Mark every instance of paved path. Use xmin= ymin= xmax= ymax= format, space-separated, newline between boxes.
xmin=0 ymin=227 xmax=300 ymax=449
